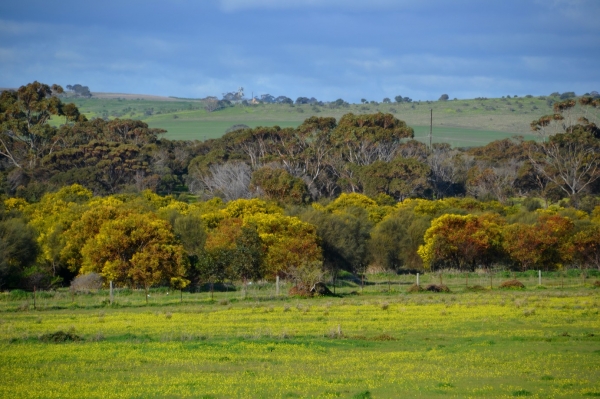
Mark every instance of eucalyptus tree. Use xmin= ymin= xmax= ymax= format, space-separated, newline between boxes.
xmin=0 ymin=82 xmax=83 ymax=170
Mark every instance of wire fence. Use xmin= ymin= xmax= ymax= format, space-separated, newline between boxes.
xmin=1 ymin=269 xmax=598 ymax=311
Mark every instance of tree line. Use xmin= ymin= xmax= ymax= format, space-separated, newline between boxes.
xmin=1 ymin=82 xmax=600 ymax=290
xmin=1 ymin=187 xmax=600 ymax=292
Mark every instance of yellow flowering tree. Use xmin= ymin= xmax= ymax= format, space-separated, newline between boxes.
xmin=418 ymin=213 xmax=505 ymax=272
xmin=26 ymin=185 xmax=92 ymax=283
xmin=81 ymin=212 xmax=188 ymax=302
xmin=244 ymin=213 xmax=322 ymax=280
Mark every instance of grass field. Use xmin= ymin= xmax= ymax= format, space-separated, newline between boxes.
xmin=1 ymin=272 xmax=599 ymax=398
xmin=52 ymin=94 xmax=599 ymax=146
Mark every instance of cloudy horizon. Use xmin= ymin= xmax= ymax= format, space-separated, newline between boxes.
xmin=1 ymin=0 xmax=598 ymax=102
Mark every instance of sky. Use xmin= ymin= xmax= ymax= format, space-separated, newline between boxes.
xmin=1 ymin=0 xmax=599 ymax=102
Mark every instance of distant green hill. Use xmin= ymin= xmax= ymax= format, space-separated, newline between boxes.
xmin=55 ymin=94 xmax=593 ymax=147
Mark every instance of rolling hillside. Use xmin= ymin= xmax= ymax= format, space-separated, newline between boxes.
xmin=56 ymin=93 xmax=596 ymax=147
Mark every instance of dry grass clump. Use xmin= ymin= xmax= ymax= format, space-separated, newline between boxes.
xmin=425 ymin=284 xmax=451 ymax=293
xmin=407 ymin=284 xmax=424 ymax=293
xmin=514 ymin=299 xmax=527 ymax=308
xmin=499 ymin=279 xmax=525 ymax=289
xmin=326 ymin=325 xmax=343 ymax=339
xmin=91 ymin=331 xmax=105 ymax=342
xmin=523 ymin=308 xmax=536 ymax=317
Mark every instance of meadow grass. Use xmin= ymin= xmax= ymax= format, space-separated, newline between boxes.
xmin=1 ymin=274 xmax=599 ymax=398
xmin=49 ymin=95 xmax=600 ymax=147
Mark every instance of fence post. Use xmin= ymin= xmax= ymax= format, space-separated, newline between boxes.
xmin=538 ymin=270 xmax=541 ymax=286
xmin=110 ymin=281 xmax=114 ymax=305
xmin=33 ymin=286 xmax=36 ymax=310
xmin=276 ymin=275 xmax=280 ymax=296
xmin=416 ymin=273 xmax=420 ymax=287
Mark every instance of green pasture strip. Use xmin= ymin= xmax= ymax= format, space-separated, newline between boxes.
xmin=149 ymin=120 xmax=301 ymax=141
xmin=47 ymin=96 xmax=600 ymax=145
xmin=0 ymin=285 xmax=598 ymax=398
xmin=411 ymin=125 xmax=537 ymax=148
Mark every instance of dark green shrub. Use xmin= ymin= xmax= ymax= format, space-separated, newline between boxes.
xmin=39 ymin=331 xmax=83 ymax=343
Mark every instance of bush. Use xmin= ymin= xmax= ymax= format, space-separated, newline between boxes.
xmin=289 ymin=282 xmax=333 ymax=297
xmin=9 ymin=289 xmax=30 ymax=300
xmin=425 ymin=284 xmax=450 ymax=293
xmin=499 ymin=280 xmax=525 ymax=289
xmin=522 ymin=197 xmax=541 ymax=212
xmin=70 ymin=273 xmax=103 ymax=293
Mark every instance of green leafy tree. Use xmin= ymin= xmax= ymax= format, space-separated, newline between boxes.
xmin=0 ymin=82 xmax=73 ymax=170
xmin=300 ymin=208 xmax=371 ymax=291
xmin=0 ymin=216 xmax=39 ymax=288
xmin=44 ymin=141 xmax=154 ymax=194
xmin=173 ymin=210 xmax=207 ymax=258
xmin=250 ymin=166 xmax=310 ymax=204
xmin=369 ymin=209 xmax=430 ymax=270
xmin=359 ymin=158 xmax=430 ymax=201
xmin=230 ymin=225 xmax=264 ymax=296
xmin=331 ymin=112 xmax=414 ymax=166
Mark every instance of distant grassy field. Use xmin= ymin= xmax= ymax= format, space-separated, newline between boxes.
xmin=1 ymin=272 xmax=599 ymax=398
xmin=57 ymin=94 xmax=598 ymax=146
